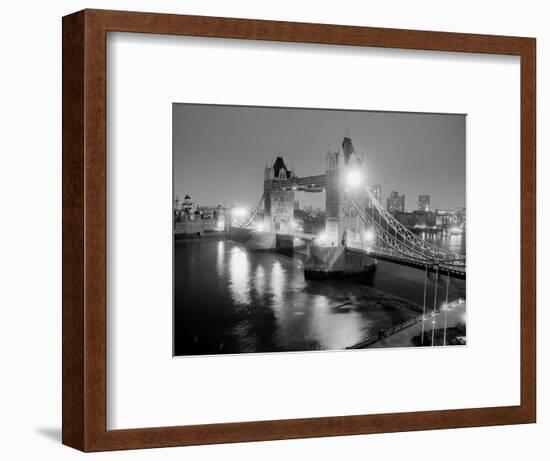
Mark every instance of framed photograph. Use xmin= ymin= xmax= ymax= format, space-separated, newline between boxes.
xmin=62 ymin=9 xmax=536 ymax=451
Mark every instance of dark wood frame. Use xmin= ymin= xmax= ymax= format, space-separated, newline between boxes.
xmin=62 ymin=9 xmax=536 ymax=452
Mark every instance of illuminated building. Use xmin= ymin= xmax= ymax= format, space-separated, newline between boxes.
xmin=418 ymin=195 xmax=430 ymax=211
xmin=387 ymin=190 xmax=405 ymax=213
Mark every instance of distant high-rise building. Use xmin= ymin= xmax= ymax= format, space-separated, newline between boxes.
xmin=418 ymin=195 xmax=430 ymax=211
xmin=367 ymin=185 xmax=382 ymax=208
xmin=387 ymin=190 xmax=405 ymax=213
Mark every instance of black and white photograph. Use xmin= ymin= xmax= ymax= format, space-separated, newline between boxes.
xmin=1 ymin=1 xmax=541 ymax=457
xmin=173 ymin=104 xmax=466 ymax=356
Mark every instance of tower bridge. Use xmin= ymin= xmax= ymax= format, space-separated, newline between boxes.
xmin=230 ymin=136 xmax=466 ymax=280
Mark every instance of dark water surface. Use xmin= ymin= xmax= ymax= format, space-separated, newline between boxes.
xmin=174 ymin=234 xmax=466 ymax=356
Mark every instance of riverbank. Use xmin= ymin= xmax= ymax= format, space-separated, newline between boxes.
xmin=365 ymin=300 xmax=466 ymax=349
xmin=174 ymin=230 xmax=225 ymax=240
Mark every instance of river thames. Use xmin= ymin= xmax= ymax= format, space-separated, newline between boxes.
xmin=174 ymin=232 xmax=466 ymax=356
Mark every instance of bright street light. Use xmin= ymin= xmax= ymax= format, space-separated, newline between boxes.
xmin=345 ymin=169 xmax=362 ymax=187
xmin=364 ymin=229 xmax=375 ymax=243
xmin=231 ymin=207 xmax=248 ymax=218
xmin=316 ymin=232 xmax=328 ymax=245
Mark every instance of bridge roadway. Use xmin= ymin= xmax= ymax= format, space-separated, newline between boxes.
xmin=346 ymin=246 xmax=466 ymax=280
xmin=275 ymin=231 xmax=466 ymax=279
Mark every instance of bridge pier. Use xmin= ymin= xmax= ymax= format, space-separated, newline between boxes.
xmin=304 ymin=245 xmax=376 ymax=279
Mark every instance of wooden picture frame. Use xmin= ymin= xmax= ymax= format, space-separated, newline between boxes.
xmin=62 ymin=9 xmax=536 ymax=452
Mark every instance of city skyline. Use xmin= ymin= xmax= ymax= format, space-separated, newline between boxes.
xmin=173 ymin=103 xmax=467 ymax=356
xmin=176 ymin=187 xmax=464 ymax=214
xmin=173 ymin=104 xmax=466 ymax=211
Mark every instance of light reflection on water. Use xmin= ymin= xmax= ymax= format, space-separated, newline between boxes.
xmin=215 ymin=240 xmax=224 ymax=277
xmin=254 ymin=265 xmax=266 ymax=296
xmin=174 ymin=235 xmax=466 ymax=356
xmin=228 ymin=247 xmax=251 ymax=306
xmin=270 ymin=260 xmax=285 ymax=308
xmin=418 ymin=231 xmax=466 ymax=255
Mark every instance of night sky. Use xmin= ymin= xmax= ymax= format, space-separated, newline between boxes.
xmin=173 ymin=104 xmax=465 ymax=211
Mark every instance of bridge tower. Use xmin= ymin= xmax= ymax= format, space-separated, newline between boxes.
xmin=263 ymin=156 xmax=295 ymax=233
xmin=325 ymin=136 xmax=367 ymax=247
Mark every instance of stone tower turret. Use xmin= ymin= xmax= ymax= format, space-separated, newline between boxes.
xmin=263 ymin=156 xmax=295 ymax=233
xmin=324 ymin=136 xmax=367 ymax=246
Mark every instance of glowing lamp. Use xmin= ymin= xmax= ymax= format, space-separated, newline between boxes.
xmin=364 ymin=229 xmax=375 ymax=243
xmin=231 ymin=207 xmax=248 ymax=218
xmin=345 ymin=169 xmax=362 ymax=187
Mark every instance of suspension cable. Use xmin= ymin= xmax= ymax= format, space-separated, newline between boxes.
xmin=421 ymin=265 xmax=428 ymax=346
xmin=346 ymin=188 xmax=465 ymax=270
xmin=443 ymin=273 xmax=451 ymax=347
xmin=241 ymin=192 xmax=265 ymax=228
xmin=362 ymin=187 xmax=462 ymax=262
xmin=345 ymin=189 xmax=433 ymax=261
xmin=445 ymin=273 xmax=450 ymax=305
xmin=431 ymin=265 xmax=439 ymax=347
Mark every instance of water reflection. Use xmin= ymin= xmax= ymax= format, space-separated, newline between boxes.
xmin=216 ymin=240 xmax=225 ymax=276
xmin=417 ymin=231 xmax=466 ymax=255
xmin=228 ymin=246 xmax=251 ymax=306
xmin=270 ymin=261 xmax=285 ymax=307
xmin=174 ymin=235 xmax=466 ymax=356
xmin=254 ymin=265 xmax=266 ymax=296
